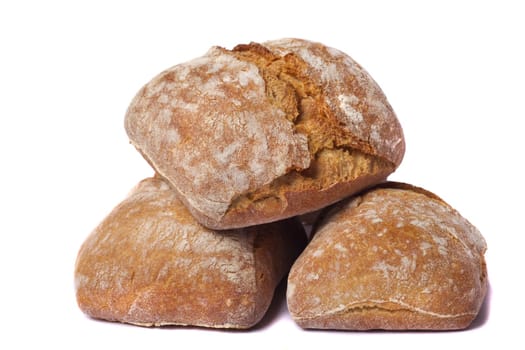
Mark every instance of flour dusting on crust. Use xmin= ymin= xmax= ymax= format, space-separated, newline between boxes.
xmin=125 ymin=47 xmax=311 ymax=222
xmin=287 ymin=184 xmax=487 ymax=329
xmin=263 ymin=38 xmax=405 ymax=165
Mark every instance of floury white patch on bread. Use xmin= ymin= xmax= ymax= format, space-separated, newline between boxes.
xmin=338 ymin=94 xmax=364 ymax=124
xmin=287 ymin=182 xmax=487 ymax=331
xmin=125 ymin=38 xmax=405 ymax=229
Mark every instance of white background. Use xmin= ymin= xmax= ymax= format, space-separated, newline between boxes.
xmin=1 ymin=0 xmax=523 ymax=348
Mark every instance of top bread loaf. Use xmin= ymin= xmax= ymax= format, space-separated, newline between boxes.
xmin=125 ymin=38 xmax=405 ymax=229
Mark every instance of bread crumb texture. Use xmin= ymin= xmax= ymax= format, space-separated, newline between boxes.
xmin=287 ymin=184 xmax=487 ymax=330
xmin=74 ymin=177 xmax=305 ymax=328
xmin=124 ymin=38 xmax=404 ymax=228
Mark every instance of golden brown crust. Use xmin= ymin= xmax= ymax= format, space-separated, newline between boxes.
xmin=373 ymin=181 xmax=447 ymax=203
xmin=124 ymin=38 xmax=404 ymax=229
xmin=188 ymin=154 xmax=393 ymax=230
xmin=287 ymin=183 xmax=487 ymax=330
xmin=75 ymin=177 xmax=306 ymax=329
xmin=261 ymin=39 xmax=405 ymax=165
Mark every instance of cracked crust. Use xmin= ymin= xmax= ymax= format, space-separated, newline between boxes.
xmin=124 ymin=38 xmax=404 ymax=229
xmin=287 ymin=182 xmax=487 ymax=330
xmin=74 ymin=177 xmax=306 ymax=329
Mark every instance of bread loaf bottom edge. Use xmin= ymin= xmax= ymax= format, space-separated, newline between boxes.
xmin=292 ymin=302 xmax=485 ymax=331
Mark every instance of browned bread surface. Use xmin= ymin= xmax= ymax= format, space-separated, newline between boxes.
xmin=75 ymin=177 xmax=306 ymax=329
xmin=287 ymin=182 xmax=487 ymax=330
xmin=124 ymin=38 xmax=405 ymax=229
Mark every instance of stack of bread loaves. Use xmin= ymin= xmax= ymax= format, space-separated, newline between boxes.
xmin=75 ymin=38 xmax=487 ymax=330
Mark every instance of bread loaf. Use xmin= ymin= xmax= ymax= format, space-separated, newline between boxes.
xmin=124 ymin=38 xmax=405 ymax=230
xmin=74 ymin=177 xmax=306 ymax=328
xmin=287 ymin=182 xmax=487 ymax=330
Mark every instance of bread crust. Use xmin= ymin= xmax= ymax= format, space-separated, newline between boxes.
xmin=125 ymin=39 xmax=404 ymax=229
xmin=74 ymin=177 xmax=306 ymax=328
xmin=261 ymin=39 xmax=404 ymax=165
xmin=187 ymin=163 xmax=392 ymax=230
xmin=287 ymin=182 xmax=487 ymax=330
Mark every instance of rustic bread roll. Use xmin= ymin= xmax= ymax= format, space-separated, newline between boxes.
xmin=287 ymin=182 xmax=488 ymax=330
xmin=124 ymin=38 xmax=405 ymax=229
xmin=75 ymin=177 xmax=306 ymax=328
